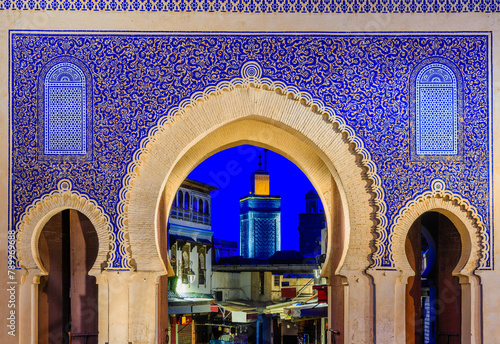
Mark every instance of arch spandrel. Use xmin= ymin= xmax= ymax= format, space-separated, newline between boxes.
xmin=120 ymin=78 xmax=386 ymax=276
xmin=17 ymin=179 xmax=112 ymax=277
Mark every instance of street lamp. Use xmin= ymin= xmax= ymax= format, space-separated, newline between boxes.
xmin=314 ymin=254 xmax=323 ymax=284
xmin=187 ymin=261 xmax=196 ymax=284
xmin=313 ymin=268 xmax=321 ymax=280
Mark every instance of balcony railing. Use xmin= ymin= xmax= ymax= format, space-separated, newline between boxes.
xmin=170 ymin=206 xmax=210 ymax=225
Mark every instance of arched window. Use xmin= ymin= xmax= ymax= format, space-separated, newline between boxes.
xmin=205 ymin=200 xmax=209 ymax=215
xmin=170 ymin=251 xmax=177 ymax=276
xmin=44 ymin=63 xmax=87 ymax=155
xmin=193 ymin=197 xmax=198 ymax=212
xmin=178 ymin=191 xmax=183 ymax=208
xmin=181 ymin=247 xmax=190 ymax=284
xmin=198 ymin=248 xmax=206 ymax=286
xmin=199 ymin=199 xmax=204 ymax=214
xmin=184 ymin=192 xmax=190 ymax=209
xmin=415 ymin=63 xmax=458 ymax=156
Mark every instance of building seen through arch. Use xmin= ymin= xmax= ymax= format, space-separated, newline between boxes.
xmin=163 ymin=146 xmax=330 ymax=343
xmin=166 ymin=179 xmax=218 ymax=344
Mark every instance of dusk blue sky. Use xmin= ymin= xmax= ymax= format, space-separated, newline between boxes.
xmin=187 ymin=145 xmax=323 ymax=252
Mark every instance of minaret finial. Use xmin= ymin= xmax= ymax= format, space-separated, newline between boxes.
xmin=258 ymin=153 xmax=262 ymax=169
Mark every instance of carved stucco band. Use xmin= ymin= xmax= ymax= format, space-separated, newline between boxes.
xmin=118 ymin=61 xmax=390 ymax=271
xmin=17 ymin=179 xmax=112 ymax=275
xmin=391 ymin=179 xmax=486 ymax=276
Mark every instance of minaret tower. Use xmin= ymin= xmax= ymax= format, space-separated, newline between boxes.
xmin=239 ymin=150 xmax=281 ymax=259
xmin=298 ymin=189 xmax=326 ymax=257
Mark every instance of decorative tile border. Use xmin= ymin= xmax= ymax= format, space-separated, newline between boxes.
xmin=1 ymin=0 xmax=499 ymax=13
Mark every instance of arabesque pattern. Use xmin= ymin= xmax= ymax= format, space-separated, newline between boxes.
xmin=10 ymin=33 xmax=490 ymax=269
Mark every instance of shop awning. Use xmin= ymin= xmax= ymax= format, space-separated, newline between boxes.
xmin=168 ymin=304 xmax=213 ymax=315
xmin=198 ymin=238 xmax=213 ymax=246
xmin=214 ymin=300 xmax=264 ymax=323
xmin=169 ymin=234 xmax=197 ymax=247
xmin=285 ymin=302 xmax=328 ymax=319
xmin=168 ymin=293 xmax=214 ymax=315
xmin=263 ymin=296 xmax=311 ymax=316
xmin=169 ymin=234 xmax=213 ymax=247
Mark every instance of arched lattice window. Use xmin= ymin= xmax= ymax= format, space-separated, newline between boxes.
xmin=171 ymin=248 xmax=177 ymax=276
xmin=181 ymin=247 xmax=190 ymax=284
xmin=184 ymin=192 xmax=190 ymax=209
xmin=198 ymin=248 xmax=206 ymax=286
xmin=415 ymin=63 xmax=458 ymax=156
xmin=44 ymin=63 xmax=87 ymax=155
xmin=204 ymin=200 xmax=209 ymax=215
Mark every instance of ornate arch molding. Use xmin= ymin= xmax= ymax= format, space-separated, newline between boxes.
xmin=118 ymin=61 xmax=389 ymax=271
xmin=17 ymin=179 xmax=112 ymax=276
xmin=392 ymin=179 xmax=486 ymax=279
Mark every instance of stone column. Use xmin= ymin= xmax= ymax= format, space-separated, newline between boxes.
xmin=93 ymin=273 xmax=109 ymax=344
xmin=476 ymin=270 xmax=499 ymax=344
xmin=98 ymin=270 xmax=163 ymax=344
xmin=394 ymin=273 xmax=411 ymax=344
xmin=340 ymin=269 xmax=374 ymax=344
xmin=104 ymin=271 xmax=132 ymax=343
xmin=369 ymin=269 xmax=401 ymax=344
xmin=456 ymin=275 xmax=482 ymax=344
xmin=129 ymin=271 xmax=163 ymax=344
xmin=18 ymin=270 xmax=40 ymax=344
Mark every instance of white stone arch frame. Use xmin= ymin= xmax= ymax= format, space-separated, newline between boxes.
xmin=117 ymin=63 xmax=393 ymax=340
xmin=17 ymin=179 xmax=112 ymax=277
xmin=392 ymin=179 xmax=484 ymax=343
xmin=118 ymin=62 xmax=390 ymax=276
xmin=119 ymin=90 xmax=385 ymax=274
